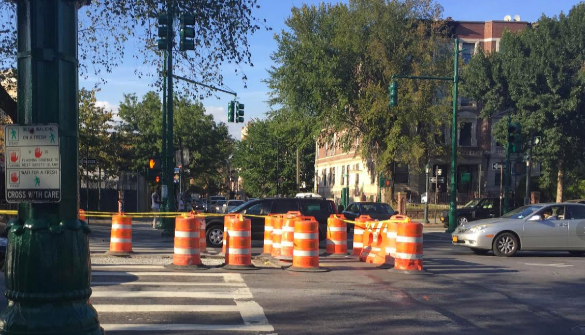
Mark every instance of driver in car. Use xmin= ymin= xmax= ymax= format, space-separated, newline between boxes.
xmin=542 ymin=209 xmax=553 ymax=220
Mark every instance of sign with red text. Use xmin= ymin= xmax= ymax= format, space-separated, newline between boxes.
xmin=4 ymin=124 xmax=61 ymax=202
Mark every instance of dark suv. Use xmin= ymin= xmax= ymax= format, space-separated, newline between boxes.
xmin=204 ymin=198 xmax=336 ymax=247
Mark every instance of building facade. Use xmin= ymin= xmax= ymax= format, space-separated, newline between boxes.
xmin=314 ymin=19 xmax=534 ymax=205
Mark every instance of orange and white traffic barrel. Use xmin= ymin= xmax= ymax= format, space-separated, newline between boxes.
xmin=107 ymin=215 xmax=133 ymax=255
xmin=194 ymin=215 xmax=207 ymax=254
xmin=263 ymin=215 xmax=274 ymax=256
xmin=352 ymin=215 xmax=371 ymax=257
xmin=277 ymin=211 xmax=301 ymax=261
xmin=365 ymin=221 xmax=385 ymax=264
xmin=392 ymin=221 xmax=427 ymax=274
xmin=326 ymin=214 xmax=348 ymax=256
xmin=270 ymin=214 xmax=284 ymax=259
xmin=169 ymin=216 xmax=206 ymax=269
xmin=224 ymin=214 xmax=257 ymax=270
xmin=288 ymin=216 xmax=329 ymax=272
xmin=222 ymin=214 xmax=239 ymax=255
xmin=79 ymin=209 xmax=86 ymax=222
xmin=386 ymin=215 xmax=410 ymax=259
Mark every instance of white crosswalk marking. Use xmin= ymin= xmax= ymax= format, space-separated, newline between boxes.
xmin=91 ymin=265 xmax=274 ymax=334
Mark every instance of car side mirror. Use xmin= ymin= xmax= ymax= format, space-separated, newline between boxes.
xmin=528 ymin=215 xmax=542 ymax=221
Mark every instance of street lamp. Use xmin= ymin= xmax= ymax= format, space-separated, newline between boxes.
xmin=423 ymin=163 xmax=430 ymax=224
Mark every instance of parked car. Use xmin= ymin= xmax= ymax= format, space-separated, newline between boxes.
xmin=451 ymin=202 xmax=585 ymax=257
xmin=342 ymin=202 xmax=396 ymax=221
xmin=209 ymin=200 xmax=226 ymax=213
xmin=204 ymin=197 xmax=337 ymax=247
xmin=191 ymin=200 xmax=205 ymax=211
xmin=222 ymin=200 xmax=245 ymax=213
xmin=441 ymin=197 xmax=516 ymax=227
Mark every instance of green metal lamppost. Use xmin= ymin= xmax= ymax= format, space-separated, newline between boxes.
xmin=423 ymin=163 xmax=430 ymax=224
xmin=0 ymin=0 xmax=103 ymax=334
xmin=389 ymin=37 xmax=461 ymax=233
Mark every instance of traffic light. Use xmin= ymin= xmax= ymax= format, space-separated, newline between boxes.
xmin=388 ymin=80 xmax=398 ymax=107
xmin=179 ymin=13 xmax=195 ymax=51
xmin=148 ymin=157 xmax=161 ymax=170
xmin=155 ymin=175 xmax=161 ymax=183
xmin=508 ymin=122 xmax=522 ymax=153
xmin=228 ymin=101 xmax=235 ymax=123
xmin=157 ymin=14 xmax=170 ymax=50
xmin=236 ymin=102 xmax=244 ymax=123
xmin=379 ymin=176 xmax=391 ymax=188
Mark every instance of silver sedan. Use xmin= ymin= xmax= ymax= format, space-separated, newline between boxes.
xmin=452 ymin=203 xmax=585 ymax=257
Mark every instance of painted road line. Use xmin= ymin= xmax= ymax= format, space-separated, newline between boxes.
xmin=524 ymin=263 xmax=574 ymax=268
xmin=94 ymin=304 xmax=240 ymax=313
xmin=91 ymin=287 xmax=253 ymax=299
xmin=92 ymin=281 xmax=247 ymax=287
xmin=92 ymin=265 xmax=165 ymax=270
xmin=236 ymin=301 xmax=272 ymax=327
xmin=92 ymin=271 xmax=243 ymax=279
xmin=100 ymin=324 xmax=275 ymax=332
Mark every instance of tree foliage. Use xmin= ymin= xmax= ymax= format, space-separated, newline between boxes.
xmin=116 ymin=91 xmax=233 ymax=194
xmin=232 ymin=117 xmax=314 ymax=198
xmin=78 ymin=88 xmax=117 ymax=178
xmin=0 ymin=0 xmax=267 ymax=121
xmin=461 ymin=4 xmax=585 ymax=201
xmin=266 ymin=0 xmax=453 ymax=184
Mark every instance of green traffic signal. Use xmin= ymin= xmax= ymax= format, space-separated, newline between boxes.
xmin=507 ymin=122 xmax=522 ymax=153
xmin=228 ymin=101 xmax=235 ymax=123
xmin=180 ymin=13 xmax=195 ymax=51
xmin=157 ymin=14 xmax=169 ymax=50
xmin=236 ymin=102 xmax=244 ymax=123
xmin=389 ymin=81 xmax=398 ymax=107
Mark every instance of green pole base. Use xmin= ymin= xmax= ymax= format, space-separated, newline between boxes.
xmin=0 ymin=218 xmax=103 ymax=334
xmin=0 ymin=301 xmax=104 ymax=335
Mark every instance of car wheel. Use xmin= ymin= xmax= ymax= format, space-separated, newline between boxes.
xmin=457 ymin=216 xmax=468 ymax=226
xmin=206 ymin=225 xmax=224 ymax=248
xmin=568 ymin=251 xmax=585 ymax=256
xmin=470 ymin=248 xmax=489 ymax=255
xmin=492 ymin=232 xmax=518 ymax=257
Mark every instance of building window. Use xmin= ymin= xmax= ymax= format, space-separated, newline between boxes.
xmin=355 ymin=172 xmax=359 ymax=185
xmin=462 ymin=42 xmax=475 ymax=63
xmin=341 ymin=166 xmax=345 ymax=185
xmin=346 ymin=164 xmax=350 ymax=185
xmin=330 ymin=167 xmax=336 ymax=186
xmin=322 ymin=169 xmax=327 ymax=187
xmin=459 ymin=122 xmax=472 ymax=146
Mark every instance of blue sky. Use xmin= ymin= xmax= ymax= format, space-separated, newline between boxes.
xmin=83 ymin=0 xmax=579 ymax=139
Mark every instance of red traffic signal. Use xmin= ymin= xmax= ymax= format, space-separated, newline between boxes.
xmin=155 ymin=175 xmax=160 ymax=183
xmin=385 ymin=179 xmax=391 ymax=187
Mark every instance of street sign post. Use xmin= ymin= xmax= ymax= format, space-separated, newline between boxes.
xmin=80 ymin=158 xmax=97 ymax=165
xmin=4 ymin=124 xmax=61 ymax=203
xmin=430 ymin=177 xmax=445 ymax=183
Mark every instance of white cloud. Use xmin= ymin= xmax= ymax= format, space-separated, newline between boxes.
xmin=205 ymin=105 xmax=246 ymax=140
xmin=96 ymin=100 xmax=122 ymax=122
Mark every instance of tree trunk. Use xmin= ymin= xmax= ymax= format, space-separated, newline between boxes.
xmin=556 ymin=157 xmax=564 ymax=203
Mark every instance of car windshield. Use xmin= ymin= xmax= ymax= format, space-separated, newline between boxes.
xmin=230 ymin=201 xmax=252 ymax=213
xmin=501 ymin=205 xmax=542 ymax=219
xmin=361 ymin=203 xmax=394 ymax=214
xmin=229 ymin=201 xmax=244 ymax=207
xmin=463 ymin=199 xmax=481 ymax=208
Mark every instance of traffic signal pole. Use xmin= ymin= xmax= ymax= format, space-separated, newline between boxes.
xmin=0 ymin=0 xmax=103 ymax=334
xmin=389 ymin=37 xmax=461 ymax=233
xmin=161 ymin=0 xmax=176 ymax=237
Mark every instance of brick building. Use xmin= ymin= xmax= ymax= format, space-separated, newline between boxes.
xmin=314 ymin=19 xmax=536 ymax=205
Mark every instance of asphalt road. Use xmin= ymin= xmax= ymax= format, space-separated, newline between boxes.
xmin=0 ymin=222 xmax=584 ymax=335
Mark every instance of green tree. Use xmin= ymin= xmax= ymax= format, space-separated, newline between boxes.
xmin=78 ymin=88 xmax=116 ymax=180
xmin=116 ymin=91 xmax=234 ymax=193
xmin=0 ymin=0 xmax=266 ymax=122
xmin=232 ymin=116 xmax=314 ymax=197
xmin=266 ymin=0 xmax=453 ymax=198
xmin=461 ymin=4 xmax=585 ymax=202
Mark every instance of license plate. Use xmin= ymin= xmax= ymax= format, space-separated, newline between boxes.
xmin=452 ymin=236 xmax=458 ymax=242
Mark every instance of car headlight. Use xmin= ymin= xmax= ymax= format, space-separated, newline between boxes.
xmin=467 ymin=224 xmax=491 ymax=233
